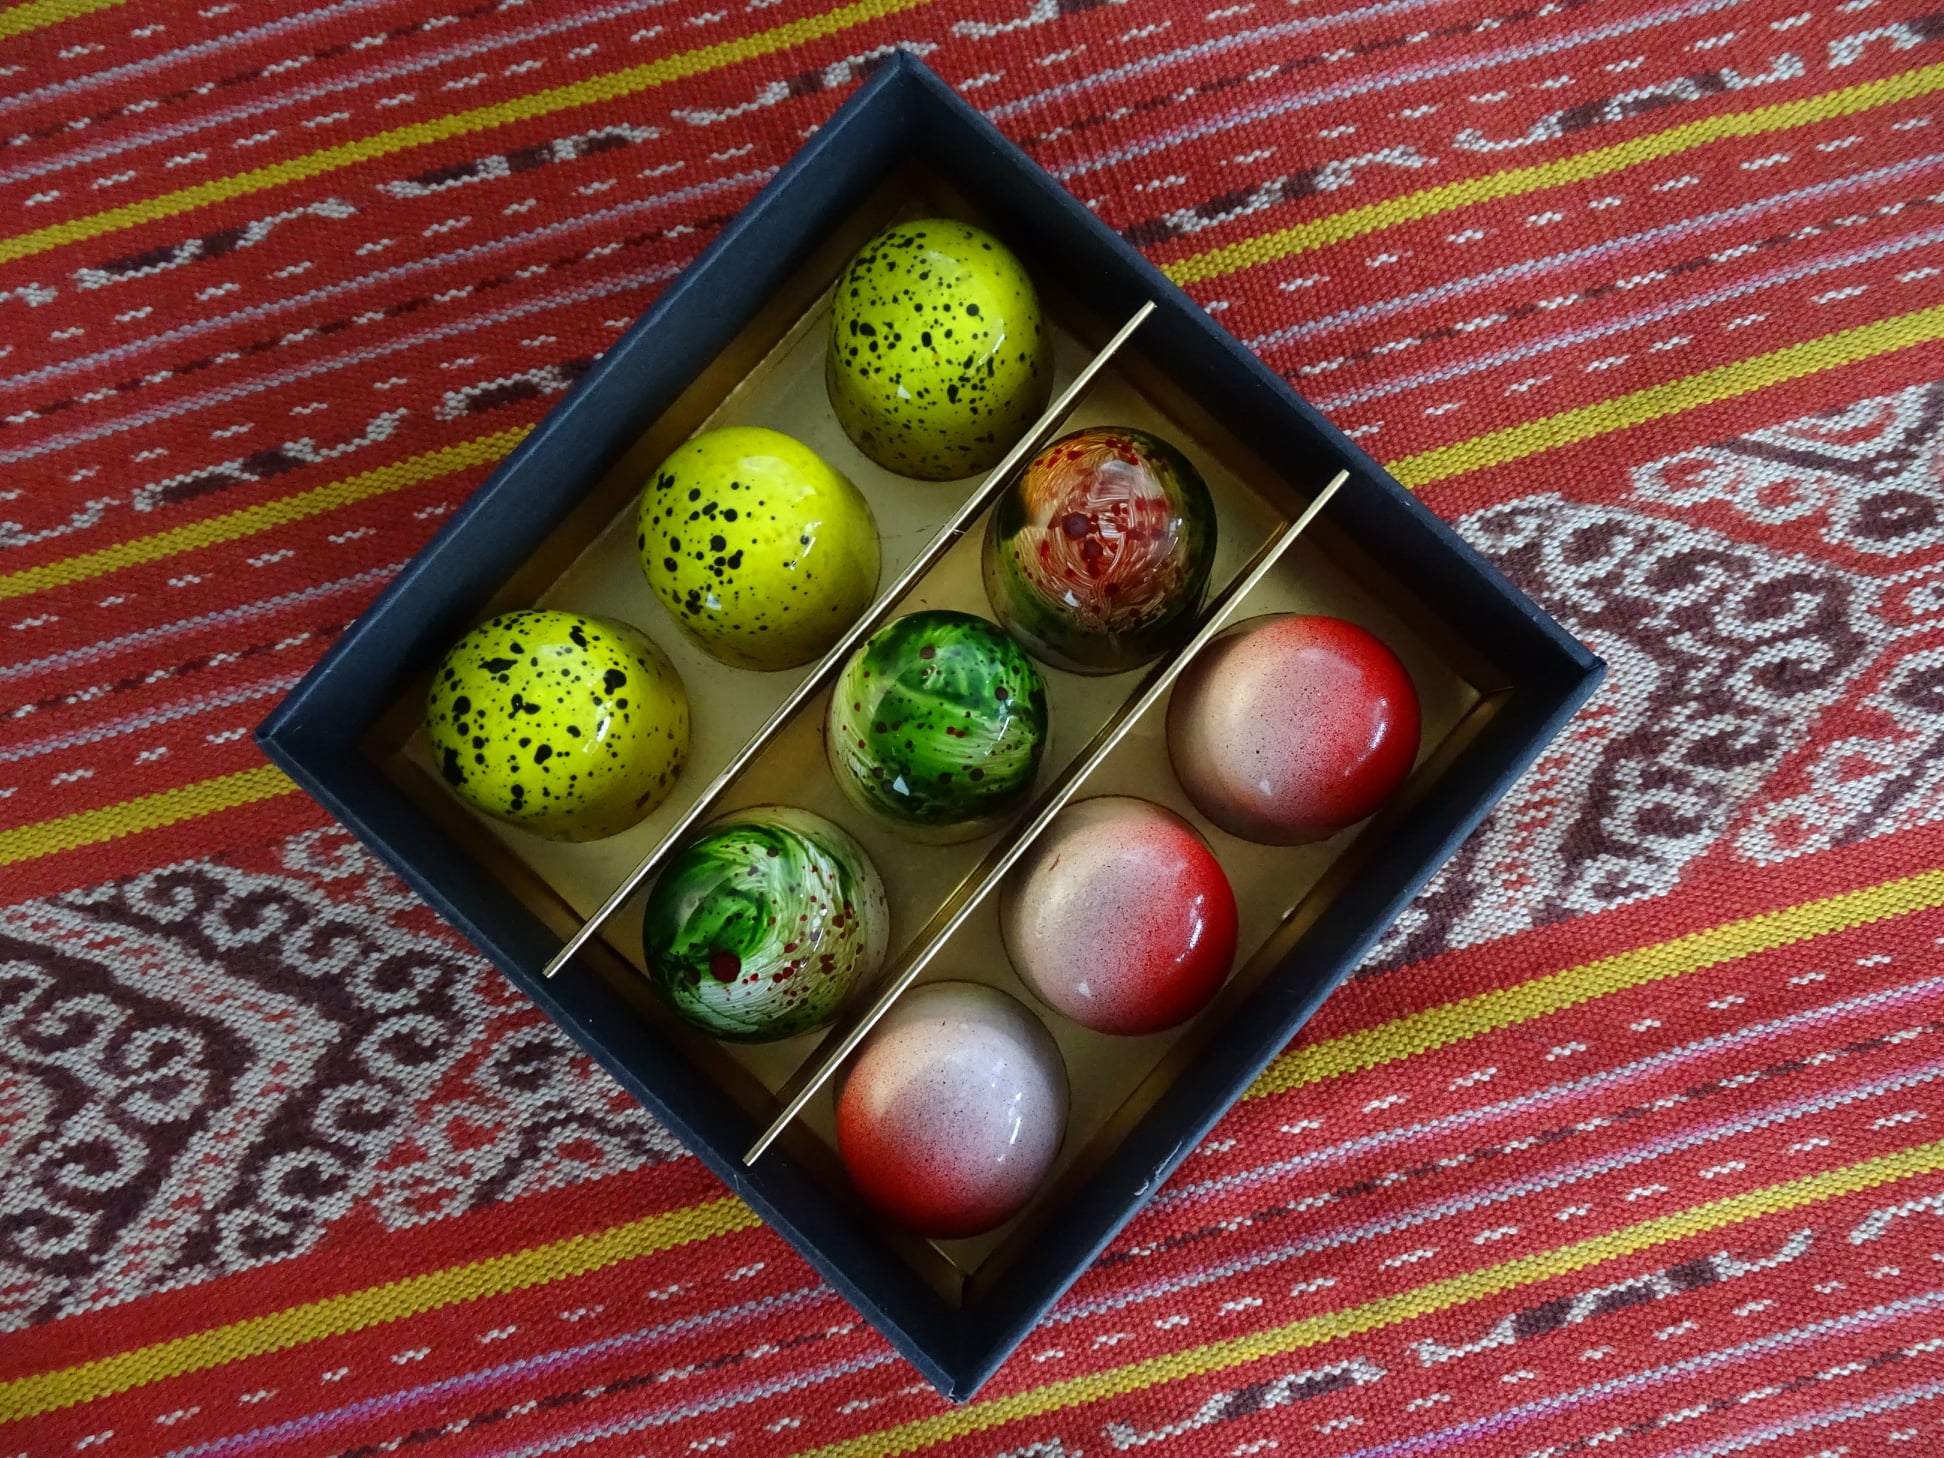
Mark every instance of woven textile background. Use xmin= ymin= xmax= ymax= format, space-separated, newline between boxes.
xmin=5 ymin=0 xmax=1944 ymax=1450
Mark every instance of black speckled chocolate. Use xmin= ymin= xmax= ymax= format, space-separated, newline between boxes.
xmin=825 ymin=219 xmax=1052 ymax=481
xmin=424 ymin=608 xmax=688 ymax=841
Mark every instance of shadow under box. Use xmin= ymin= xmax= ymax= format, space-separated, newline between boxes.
xmin=258 ymin=53 xmax=1604 ymax=1400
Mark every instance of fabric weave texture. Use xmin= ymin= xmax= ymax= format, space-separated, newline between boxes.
xmin=4 ymin=0 xmax=1944 ymax=1452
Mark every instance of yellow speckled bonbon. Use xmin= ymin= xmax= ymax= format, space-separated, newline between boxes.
xmin=639 ymin=426 xmax=879 ymax=671
xmin=826 ymin=219 xmax=1052 ymax=481
xmin=425 ymin=609 xmax=688 ymax=841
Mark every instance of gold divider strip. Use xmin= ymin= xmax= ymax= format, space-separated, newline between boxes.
xmin=744 ymin=468 xmax=1352 ymax=1163
xmin=539 ymin=301 xmax=1159 ymax=980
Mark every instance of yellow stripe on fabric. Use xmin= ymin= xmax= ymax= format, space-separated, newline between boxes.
xmin=0 ymin=427 xmax=526 ymax=601
xmin=0 ymin=0 xmax=934 ymax=266
xmin=5 ymin=879 xmax=1939 ymax=1422
xmin=0 ymin=764 xmax=295 ymax=867
xmin=28 ymin=298 xmax=1918 ymax=605
xmin=0 ymin=1195 xmax=761 ymax=1420
xmin=1393 ymin=302 xmax=1944 ymax=487
xmin=1250 ymin=866 xmax=1944 ymax=1100
xmin=1164 ymin=61 xmax=1944 ymax=286
xmin=0 ymin=0 xmax=121 ymax=39
xmin=794 ymin=1142 xmax=1944 ymax=1458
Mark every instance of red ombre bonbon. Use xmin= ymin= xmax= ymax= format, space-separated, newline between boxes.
xmin=1167 ymin=614 xmax=1421 ymax=845
xmin=837 ymin=982 xmax=1068 ymax=1238
xmin=1000 ymin=796 xmax=1237 ymax=1035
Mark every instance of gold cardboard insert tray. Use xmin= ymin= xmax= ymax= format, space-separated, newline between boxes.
xmin=369 ymin=191 xmax=1486 ymax=1296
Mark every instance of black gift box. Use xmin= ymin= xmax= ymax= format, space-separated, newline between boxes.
xmin=258 ymin=53 xmax=1603 ymax=1399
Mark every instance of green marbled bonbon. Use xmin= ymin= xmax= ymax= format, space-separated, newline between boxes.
xmin=825 ymin=610 xmax=1049 ymax=841
xmin=642 ymin=807 xmax=889 ymax=1042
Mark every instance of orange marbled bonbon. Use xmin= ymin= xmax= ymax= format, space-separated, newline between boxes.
xmin=982 ymin=426 xmax=1216 ymax=674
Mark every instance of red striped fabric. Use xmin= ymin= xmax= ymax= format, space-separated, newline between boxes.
xmin=4 ymin=0 xmax=1944 ymax=1452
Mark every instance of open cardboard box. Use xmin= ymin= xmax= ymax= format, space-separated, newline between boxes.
xmin=259 ymin=54 xmax=1603 ymax=1399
